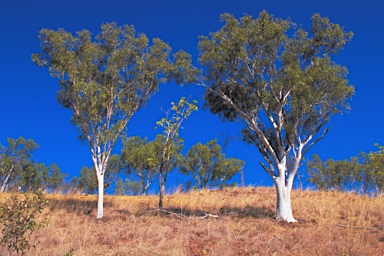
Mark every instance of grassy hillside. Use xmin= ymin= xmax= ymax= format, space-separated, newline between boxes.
xmin=1 ymin=187 xmax=383 ymax=255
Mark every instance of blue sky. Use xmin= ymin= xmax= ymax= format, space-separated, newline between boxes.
xmin=1 ymin=0 xmax=383 ymax=191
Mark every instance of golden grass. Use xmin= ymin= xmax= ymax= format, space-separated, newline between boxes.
xmin=1 ymin=187 xmax=383 ymax=255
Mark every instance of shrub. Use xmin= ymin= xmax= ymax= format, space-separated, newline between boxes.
xmin=0 ymin=190 xmax=48 ymax=255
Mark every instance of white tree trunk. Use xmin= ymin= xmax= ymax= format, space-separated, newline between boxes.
xmin=1 ymin=169 xmax=13 ymax=193
xmin=1 ymin=177 xmax=9 ymax=192
xmin=273 ymin=176 xmax=297 ymax=222
xmin=96 ymin=173 xmax=104 ymax=219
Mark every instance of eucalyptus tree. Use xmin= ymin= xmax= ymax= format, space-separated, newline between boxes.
xmin=115 ymin=177 xmax=141 ymax=196
xmin=0 ymin=137 xmax=66 ymax=192
xmin=181 ymin=139 xmax=244 ymax=189
xmin=306 ymin=154 xmax=360 ymax=191
xmin=33 ymin=23 xmax=197 ymax=218
xmin=198 ymin=11 xmax=354 ymax=222
xmin=156 ymin=97 xmax=197 ymax=209
xmin=19 ymin=162 xmax=67 ymax=192
xmin=359 ymin=145 xmax=384 ymax=195
xmin=120 ymin=136 xmax=158 ymax=196
xmin=0 ymin=137 xmax=39 ymax=192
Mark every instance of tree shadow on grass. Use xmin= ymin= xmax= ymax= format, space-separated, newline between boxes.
xmin=48 ymin=197 xmax=113 ymax=216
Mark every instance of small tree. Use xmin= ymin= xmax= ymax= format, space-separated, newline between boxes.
xmin=115 ymin=177 xmax=141 ymax=196
xmin=33 ymin=23 xmax=197 ymax=218
xmin=156 ymin=97 xmax=197 ymax=209
xmin=181 ymin=139 xmax=244 ymax=189
xmin=72 ymin=166 xmax=98 ymax=194
xmin=19 ymin=163 xmax=67 ymax=193
xmin=359 ymin=144 xmax=384 ymax=195
xmin=120 ymin=136 xmax=158 ymax=196
xmin=0 ymin=190 xmax=48 ymax=256
xmin=198 ymin=11 xmax=353 ymax=222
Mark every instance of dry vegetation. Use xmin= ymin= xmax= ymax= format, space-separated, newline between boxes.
xmin=1 ymin=187 xmax=383 ymax=255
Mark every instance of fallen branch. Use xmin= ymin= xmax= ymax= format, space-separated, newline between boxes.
xmin=147 ymin=209 xmax=219 ymax=219
xmin=197 ymin=213 xmax=219 ymax=219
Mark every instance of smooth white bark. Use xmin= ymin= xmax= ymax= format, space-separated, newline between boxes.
xmin=274 ymin=176 xmax=297 ymax=222
xmin=96 ymin=172 xmax=104 ymax=219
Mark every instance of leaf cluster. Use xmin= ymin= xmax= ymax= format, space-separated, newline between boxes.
xmin=180 ymin=139 xmax=244 ymax=189
xmin=114 ymin=177 xmax=141 ymax=196
xmin=359 ymin=145 xmax=384 ymax=195
xmin=120 ymin=136 xmax=166 ymax=195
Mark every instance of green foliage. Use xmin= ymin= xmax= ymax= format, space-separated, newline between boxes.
xmin=120 ymin=132 xmax=187 ymax=197
xmin=32 ymin=22 xmax=197 ymax=166
xmin=198 ymin=11 xmax=354 ymax=178
xmin=359 ymin=144 xmax=384 ymax=195
xmin=181 ymin=139 xmax=245 ymax=189
xmin=306 ymin=147 xmax=384 ymax=195
xmin=0 ymin=137 xmax=39 ymax=192
xmin=0 ymin=137 xmax=66 ymax=193
xmin=306 ymin=154 xmax=360 ymax=191
xmin=156 ymin=97 xmax=198 ymax=138
xmin=0 ymin=190 xmax=48 ymax=255
xmin=19 ymin=163 xmax=67 ymax=193
xmin=33 ymin=22 xmax=197 ymax=217
xmin=156 ymin=97 xmax=198 ymax=208
xmin=155 ymin=97 xmax=198 ymax=176
xmin=114 ymin=177 xmax=141 ymax=196
xmin=72 ymin=166 xmax=97 ymax=194
xmin=120 ymin=136 xmax=159 ymax=195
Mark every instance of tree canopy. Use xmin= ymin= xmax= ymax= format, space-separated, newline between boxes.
xmin=120 ymin=136 xmax=163 ymax=196
xmin=181 ymin=139 xmax=244 ymax=189
xmin=307 ymin=145 xmax=384 ymax=195
xmin=306 ymin=154 xmax=360 ymax=191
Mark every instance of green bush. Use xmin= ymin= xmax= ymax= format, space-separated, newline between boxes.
xmin=0 ymin=190 xmax=48 ymax=255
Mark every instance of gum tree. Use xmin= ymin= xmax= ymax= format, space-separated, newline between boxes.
xmin=0 ymin=137 xmax=38 ymax=192
xmin=120 ymin=136 xmax=159 ymax=196
xmin=306 ymin=154 xmax=360 ymax=191
xmin=181 ymin=139 xmax=244 ymax=189
xmin=156 ymin=97 xmax=197 ymax=209
xmin=198 ymin=11 xmax=353 ymax=222
xmin=33 ymin=23 xmax=197 ymax=218
xmin=0 ymin=137 xmax=66 ymax=193
xmin=359 ymin=145 xmax=384 ymax=195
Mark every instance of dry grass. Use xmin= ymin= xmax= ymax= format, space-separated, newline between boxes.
xmin=1 ymin=187 xmax=383 ymax=255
